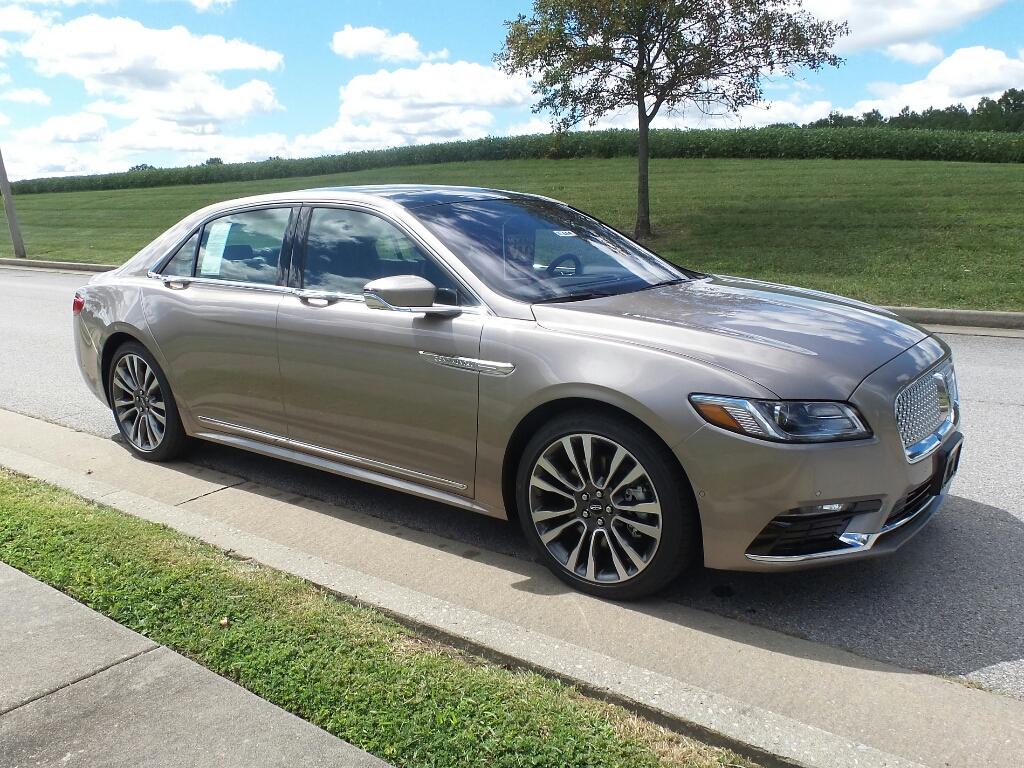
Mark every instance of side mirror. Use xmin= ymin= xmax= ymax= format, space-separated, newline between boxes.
xmin=363 ymin=275 xmax=462 ymax=318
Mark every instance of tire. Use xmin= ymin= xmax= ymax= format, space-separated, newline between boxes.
xmin=107 ymin=341 xmax=188 ymax=462
xmin=515 ymin=410 xmax=699 ymax=600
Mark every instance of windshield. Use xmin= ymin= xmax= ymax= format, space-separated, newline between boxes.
xmin=413 ymin=198 xmax=693 ymax=303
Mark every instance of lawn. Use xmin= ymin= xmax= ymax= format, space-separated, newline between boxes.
xmin=0 ymin=469 xmax=755 ymax=768
xmin=1 ymin=157 xmax=1021 ymax=310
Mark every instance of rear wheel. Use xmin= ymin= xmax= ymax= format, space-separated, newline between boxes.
xmin=515 ymin=411 xmax=699 ymax=600
xmin=108 ymin=342 xmax=187 ymax=461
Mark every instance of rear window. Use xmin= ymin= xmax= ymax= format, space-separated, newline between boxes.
xmin=195 ymin=208 xmax=292 ymax=285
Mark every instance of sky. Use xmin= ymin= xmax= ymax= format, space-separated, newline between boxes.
xmin=0 ymin=0 xmax=1021 ymax=180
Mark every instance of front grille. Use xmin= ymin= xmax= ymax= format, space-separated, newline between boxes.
xmin=895 ymin=361 xmax=955 ymax=450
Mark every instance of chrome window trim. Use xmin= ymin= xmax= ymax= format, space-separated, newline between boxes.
xmin=146 ymin=272 xmax=294 ymax=295
xmin=195 ymin=416 xmax=467 ymax=490
xmin=895 ymin=357 xmax=960 ymax=464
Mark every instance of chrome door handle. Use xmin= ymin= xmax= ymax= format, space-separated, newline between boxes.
xmin=162 ymin=277 xmax=191 ymax=290
xmin=295 ymin=289 xmax=337 ymax=307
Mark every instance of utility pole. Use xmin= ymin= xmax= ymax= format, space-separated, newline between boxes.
xmin=0 ymin=145 xmax=26 ymax=258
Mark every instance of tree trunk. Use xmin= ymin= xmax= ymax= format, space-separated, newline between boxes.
xmin=634 ymin=113 xmax=652 ymax=239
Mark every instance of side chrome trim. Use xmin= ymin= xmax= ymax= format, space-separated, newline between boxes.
xmin=195 ymin=416 xmax=467 ymax=490
xmin=418 ymin=351 xmax=515 ymax=376
xmin=147 ymin=272 xmax=293 ymax=295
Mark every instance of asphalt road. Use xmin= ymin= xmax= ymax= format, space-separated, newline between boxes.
xmin=2 ymin=266 xmax=1022 ymax=700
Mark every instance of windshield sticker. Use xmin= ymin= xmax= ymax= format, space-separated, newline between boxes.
xmin=552 ymin=230 xmax=577 ymax=237
xmin=200 ymin=221 xmax=232 ymax=276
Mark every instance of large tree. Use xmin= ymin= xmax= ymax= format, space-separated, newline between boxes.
xmin=497 ymin=0 xmax=847 ymax=238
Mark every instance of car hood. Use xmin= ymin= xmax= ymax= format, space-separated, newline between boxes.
xmin=531 ymin=275 xmax=929 ymax=400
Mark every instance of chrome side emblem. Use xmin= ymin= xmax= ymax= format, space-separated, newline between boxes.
xmin=418 ymin=351 xmax=515 ymax=376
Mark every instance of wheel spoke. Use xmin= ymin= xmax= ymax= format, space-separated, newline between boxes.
xmin=602 ymin=529 xmax=629 ymax=581
xmin=537 ymin=456 xmax=581 ymax=493
xmin=585 ymin=532 xmax=598 ymax=582
xmin=531 ymin=474 xmax=575 ymax=500
xmin=564 ymin=528 xmax=588 ymax=573
xmin=602 ymin=445 xmax=628 ymax=489
xmin=532 ymin=505 xmax=576 ymax=523
xmin=540 ymin=518 xmax=583 ymax=545
xmin=610 ymin=463 xmax=646 ymax=498
xmin=614 ymin=501 xmax=661 ymax=518
xmin=613 ymin=515 xmax=661 ymax=543
xmin=610 ymin=525 xmax=648 ymax=571
xmin=560 ymin=437 xmax=590 ymax=487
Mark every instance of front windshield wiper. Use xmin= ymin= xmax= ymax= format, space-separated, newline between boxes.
xmin=532 ymin=291 xmax=616 ymax=305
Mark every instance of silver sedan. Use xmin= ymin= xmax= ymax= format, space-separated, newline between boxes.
xmin=73 ymin=185 xmax=963 ymax=599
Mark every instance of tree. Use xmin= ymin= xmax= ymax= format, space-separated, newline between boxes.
xmin=497 ymin=0 xmax=847 ymax=237
xmin=128 ymin=164 xmax=155 ymax=172
xmin=204 ymin=157 xmax=224 ymax=166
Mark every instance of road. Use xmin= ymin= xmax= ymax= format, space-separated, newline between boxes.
xmin=2 ymin=266 xmax=1022 ymax=700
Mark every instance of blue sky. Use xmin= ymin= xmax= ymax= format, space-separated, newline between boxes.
xmin=0 ymin=0 xmax=1021 ymax=179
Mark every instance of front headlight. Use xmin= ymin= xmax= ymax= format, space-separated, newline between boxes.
xmin=689 ymin=394 xmax=872 ymax=443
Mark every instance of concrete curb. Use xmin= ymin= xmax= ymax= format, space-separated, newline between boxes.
xmin=1 ymin=257 xmax=1020 ymax=330
xmin=885 ymin=306 xmax=1024 ymax=330
xmin=0 ymin=444 xmax=925 ymax=768
xmin=0 ymin=258 xmax=114 ymax=273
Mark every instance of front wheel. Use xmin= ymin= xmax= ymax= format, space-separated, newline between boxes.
xmin=108 ymin=342 xmax=188 ymax=461
xmin=515 ymin=411 xmax=699 ymax=600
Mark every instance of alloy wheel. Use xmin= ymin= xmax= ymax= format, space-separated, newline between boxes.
xmin=528 ymin=433 xmax=663 ymax=584
xmin=112 ymin=353 xmax=167 ymax=452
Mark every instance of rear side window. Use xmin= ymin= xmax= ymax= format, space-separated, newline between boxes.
xmin=161 ymin=231 xmax=199 ymax=277
xmin=196 ymin=208 xmax=291 ymax=285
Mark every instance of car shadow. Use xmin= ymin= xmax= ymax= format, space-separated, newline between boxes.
xmin=156 ymin=439 xmax=1023 ymax=695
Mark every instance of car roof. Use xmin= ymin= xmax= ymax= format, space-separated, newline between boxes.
xmin=308 ymin=184 xmax=536 ymax=209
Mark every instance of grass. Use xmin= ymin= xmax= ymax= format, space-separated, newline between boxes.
xmin=2 ymin=157 xmax=1021 ymax=310
xmin=0 ymin=469 xmax=755 ymax=768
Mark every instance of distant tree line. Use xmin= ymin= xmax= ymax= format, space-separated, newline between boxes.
xmin=804 ymin=89 xmax=1024 ymax=133
xmin=10 ymin=125 xmax=1024 ymax=195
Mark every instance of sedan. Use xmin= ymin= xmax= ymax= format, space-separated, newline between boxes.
xmin=73 ymin=185 xmax=963 ymax=599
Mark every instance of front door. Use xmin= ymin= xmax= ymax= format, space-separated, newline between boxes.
xmin=143 ymin=206 xmax=295 ymax=437
xmin=277 ymin=206 xmax=483 ymax=495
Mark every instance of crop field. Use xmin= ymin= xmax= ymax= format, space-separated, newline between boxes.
xmin=2 ymin=157 xmax=1022 ymax=310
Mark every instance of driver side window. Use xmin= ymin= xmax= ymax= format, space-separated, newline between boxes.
xmin=303 ymin=208 xmax=470 ymax=305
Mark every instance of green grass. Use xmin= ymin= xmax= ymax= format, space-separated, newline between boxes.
xmin=0 ymin=469 xmax=755 ymax=768
xmin=2 ymin=157 xmax=1021 ymax=310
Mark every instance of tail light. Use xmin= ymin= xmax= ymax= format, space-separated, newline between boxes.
xmin=72 ymin=292 xmax=85 ymax=315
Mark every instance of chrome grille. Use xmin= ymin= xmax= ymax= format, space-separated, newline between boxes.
xmin=895 ymin=361 xmax=956 ymax=451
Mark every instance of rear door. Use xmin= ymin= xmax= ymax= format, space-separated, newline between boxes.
xmin=143 ymin=206 xmax=296 ymax=437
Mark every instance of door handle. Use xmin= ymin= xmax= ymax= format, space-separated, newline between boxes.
xmin=295 ymin=289 xmax=338 ymax=307
xmin=162 ymin=277 xmax=191 ymax=290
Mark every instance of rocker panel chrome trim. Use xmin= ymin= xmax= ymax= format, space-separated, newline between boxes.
xmin=195 ymin=415 xmax=468 ymax=490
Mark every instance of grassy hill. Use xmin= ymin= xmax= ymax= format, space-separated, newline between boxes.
xmin=2 ymin=156 xmax=1021 ymax=311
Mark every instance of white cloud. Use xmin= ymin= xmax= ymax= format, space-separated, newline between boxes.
xmin=17 ymin=15 xmax=282 ymax=127
xmin=851 ymin=46 xmax=1024 ymax=115
xmin=293 ymin=61 xmax=531 ymax=156
xmin=330 ymin=25 xmax=447 ymax=63
xmin=18 ymin=112 xmax=107 ymax=142
xmin=886 ymin=42 xmax=945 ymax=64
xmin=802 ymin=0 xmax=1007 ymax=52
xmin=187 ymin=0 xmax=234 ymax=11
xmin=0 ymin=5 xmax=52 ymax=34
xmin=0 ymin=112 xmax=9 ymax=126
xmin=1 ymin=87 xmax=50 ymax=105
xmin=507 ymin=117 xmax=553 ymax=136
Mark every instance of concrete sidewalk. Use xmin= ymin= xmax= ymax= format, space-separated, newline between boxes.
xmin=2 ymin=407 xmax=1022 ymax=768
xmin=0 ymin=561 xmax=387 ymax=768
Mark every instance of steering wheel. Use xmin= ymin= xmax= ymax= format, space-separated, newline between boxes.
xmin=546 ymin=253 xmax=584 ymax=277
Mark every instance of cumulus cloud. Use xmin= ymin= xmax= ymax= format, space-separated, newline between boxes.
xmin=885 ymin=42 xmax=945 ymax=65
xmin=1 ymin=87 xmax=50 ymax=105
xmin=802 ymin=0 xmax=1007 ymax=52
xmin=851 ymin=46 xmax=1024 ymax=115
xmin=330 ymin=24 xmax=447 ymax=62
xmin=293 ymin=61 xmax=531 ymax=156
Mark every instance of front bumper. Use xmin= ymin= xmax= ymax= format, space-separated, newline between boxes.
xmin=676 ymin=335 xmax=962 ymax=572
